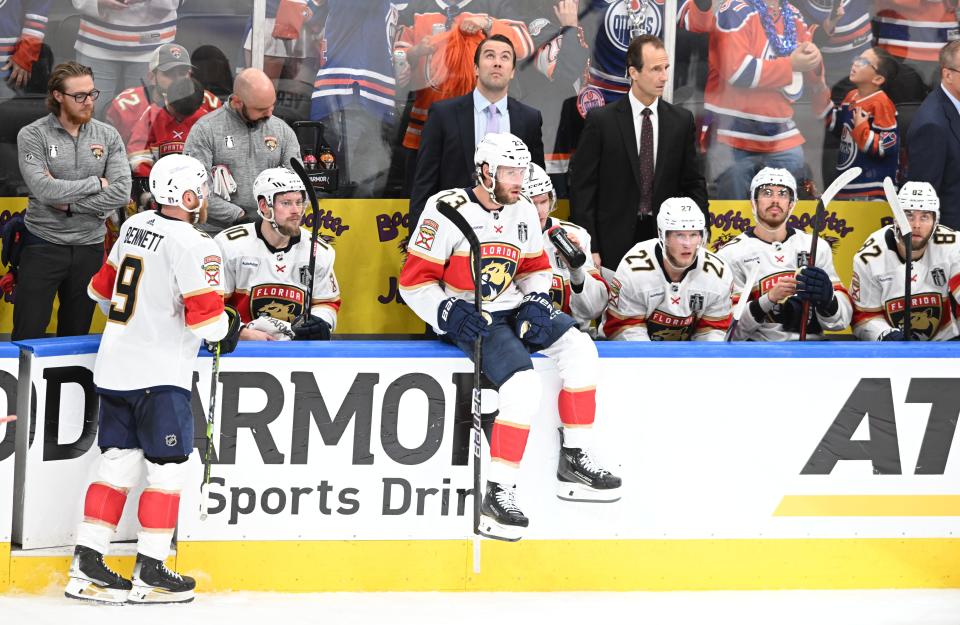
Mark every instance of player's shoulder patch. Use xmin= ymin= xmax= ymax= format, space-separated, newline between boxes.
xmin=432 ymin=188 xmax=471 ymax=213
xmin=716 ymin=0 xmax=754 ymax=31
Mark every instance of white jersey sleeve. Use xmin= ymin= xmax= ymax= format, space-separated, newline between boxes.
xmin=547 ymin=221 xmax=608 ymax=324
xmin=309 ymin=239 xmax=341 ymax=331
xmin=851 ymin=233 xmax=893 ymax=341
xmin=603 ymin=240 xmax=657 ymax=341
xmin=514 ymin=203 xmax=552 ymax=296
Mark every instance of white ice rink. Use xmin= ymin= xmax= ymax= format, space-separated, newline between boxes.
xmin=2 ymin=590 xmax=960 ymax=625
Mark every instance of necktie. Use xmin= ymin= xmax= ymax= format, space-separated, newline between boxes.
xmin=639 ymin=108 xmax=654 ymax=217
xmin=485 ymin=103 xmax=500 ymax=135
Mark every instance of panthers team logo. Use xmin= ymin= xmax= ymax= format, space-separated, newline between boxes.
xmin=90 ymin=144 xmax=104 ymax=160
xmin=885 ymin=293 xmax=945 ymax=341
xmin=606 ymin=0 xmax=662 ymax=51
xmin=474 ymin=243 xmax=520 ymax=302
xmin=264 ymin=136 xmax=279 ymax=151
xmin=647 ymin=310 xmax=695 ymax=341
xmin=250 ymin=283 xmax=306 ymax=322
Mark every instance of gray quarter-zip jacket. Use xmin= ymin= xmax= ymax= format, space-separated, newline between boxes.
xmin=17 ymin=113 xmax=131 ymax=245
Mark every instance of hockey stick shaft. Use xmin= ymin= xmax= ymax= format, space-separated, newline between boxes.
xmin=883 ymin=177 xmax=913 ymax=340
xmin=798 ymin=166 xmax=862 ymax=341
xmin=290 ymin=157 xmax=320 ymax=318
xmin=435 ymin=199 xmax=483 ymax=573
xmin=199 ymin=342 xmax=220 ymax=520
xmin=726 ymin=263 xmax=761 ymax=341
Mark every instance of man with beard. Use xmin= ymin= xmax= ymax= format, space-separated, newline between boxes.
xmin=184 ymin=68 xmax=301 ymax=235
xmin=400 ymin=133 xmax=621 ymax=542
xmin=215 ymin=167 xmax=340 ymax=342
xmin=716 ymin=167 xmax=852 ymax=340
xmin=67 ymin=153 xmax=240 ymax=604
xmin=14 ymin=61 xmax=131 ymax=340
xmin=603 ymin=197 xmax=733 ymax=341
xmin=852 ymin=182 xmax=960 ymax=341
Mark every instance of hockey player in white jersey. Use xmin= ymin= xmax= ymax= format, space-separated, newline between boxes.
xmin=215 ymin=167 xmax=341 ymax=341
xmin=399 ymin=133 xmax=621 ymax=542
xmin=523 ymin=163 xmax=608 ymax=329
xmin=67 ymin=154 xmax=241 ymax=604
xmin=852 ymin=181 xmax=960 ymax=341
xmin=603 ymin=197 xmax=733 ymax=340
xmin=716 ymin=168 xmax=852 ymax=341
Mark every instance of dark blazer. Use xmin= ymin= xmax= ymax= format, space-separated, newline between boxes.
xmin=569 ymin=96 xmax=707 ymax=269
xmin=408 ymin=92 xmax=545 ymax=228
xmin=907 ymin=85 xmax=960 ymax=229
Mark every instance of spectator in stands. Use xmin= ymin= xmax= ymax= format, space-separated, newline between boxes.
xmin=72 ymin=0 xmax=179 ymax=116
xmin=310 ymin=0 xmax=399 ymax=198
xmin=105 ymin=44 xmax=220 ymax=145
xmin=408 ymin=34 xmax=544 ymax=229
xmin=192 ymin=45 xmax=234 ymax=101
xmin=704 ymin=0 xmax=832 ymax=200
xmin=0 ymin=1 xmax=50 ymax=100
xmin=243 ymin=0 xmax=324 ymax=81
xmin=907 ymin=41 xmax=960 ymax=229
xmin=570 ymin=35 xmax=707 ymax=270
xmin=13 ymin=61 xmax=131 ymax=340
xmin=826 ymin=47 xmax=900 ymax=200
xmin=801 ymin=1 xmax=871 ymax=88
xmin=874 ymin=0 xmax=956 ymax=88
xmin=183 ymin=68 xmax=301 ymax=235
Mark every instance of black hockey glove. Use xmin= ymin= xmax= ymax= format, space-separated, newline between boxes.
xmin=437 ymin=297 xmax=489 ymax=343
xmin=292 ymin=314 xmax=332 ymax=341
xmin=796 ymin=266 xmax=837 ymax=314
xmin=514 ymin=292 xmax=555 ymax=345
xmin=771 ymin=296 xmax=806 ymax=333
xmin=207 ymin=305 xmax=241 ymax=355
xmin=880 ymin=328 xmax=925 ymax=341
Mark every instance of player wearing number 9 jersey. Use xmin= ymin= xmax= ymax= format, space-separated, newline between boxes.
xmin=68 ymin=154 xmax=240 ymax=605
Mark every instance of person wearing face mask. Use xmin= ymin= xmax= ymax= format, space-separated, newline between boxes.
xmin=603 ymin=197 xmax=733 ymax=341
xmin=716 ymin=167 xmax=852 ymax=341
xmin=14 ymin=61 xmax=131 ymax=340
xmin=214 ymin=167 xmax=341 ymax=342
xmin=183 ymin=68 xmax=301 ymax=235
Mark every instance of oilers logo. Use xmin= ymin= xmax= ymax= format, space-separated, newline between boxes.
xmin=838 ymin=124 xmax=858 ymax=170
xmin=474 ymin=243 xmax=521 ymax=302
xmin=606 ymin=0 xmax=663 ymax=52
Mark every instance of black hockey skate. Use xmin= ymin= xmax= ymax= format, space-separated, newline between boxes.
xmin=127 ymin=553 xmax=196 ymax=604
xmin=64 ymin=545 xmax=132 ymax=604
xmin=478 ymin=480 xmax=528 ymax=542
xmin=557 ymin=428 xmax=622 ymax=502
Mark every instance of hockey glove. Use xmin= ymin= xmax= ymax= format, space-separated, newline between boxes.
xmin=796 ymin=266 xmax=836 ymax=310
xmin=247 ymin=315 xmax=295 ymax=340
xmin=771 ymin=296 xmax=806 ymax=333
xmin=437 ymin=297 xmax=489 ymax=343
xmin=514 ymin=292 xmax=555 ymax=345
xmin=208 ymin=305 xmax=242 ymax=355
xmin=292 ymin=314 xmax=332 ymax=341
xmin=880 ymin=328 xmax=925 ymax=341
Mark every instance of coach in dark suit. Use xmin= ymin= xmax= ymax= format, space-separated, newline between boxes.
xmin=570 ymin=35 xmax=707 ymax=270
xmin=408 ymin=34 xmax=544 ymax=230
xmin=907 ymin=41 xmax=960 ymax=229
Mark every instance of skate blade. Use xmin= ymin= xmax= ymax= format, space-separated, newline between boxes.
xmin=556 ymin=481 xmax=621 ymax=503
xmin=64 ymin=577 xmax=130 ymax=604
xmin=477 ymin=514 xmax=525 ymax=542
xmin=127 ymin=585 xmax=195 ymax=604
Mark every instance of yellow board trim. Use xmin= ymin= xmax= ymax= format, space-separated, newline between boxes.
xmin=0 ymin=543 xmax=8 ymax=591
xmin=774 ymin=495 xmax=960 ymax=516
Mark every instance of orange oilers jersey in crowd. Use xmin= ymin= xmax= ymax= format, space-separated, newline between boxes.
xmin=716 ymin=227 xmax=852 ymax=340
xmin=603 ymin=238 xmax=734 ymax=341
xmin=543 ymin=217 xmax=608 ymax=328
xmin=851 ymin=225 xmax=960 ymax=341
xmin=127 ymin=92 xmax=221 ymax=177
xmin=87 ymin=210 xmax=228 ymax=392
xmin=399 ymin=187 xmax=552 ymax=333
xmin=874 ymin=0 xmax=959 ymax=62
xmin=826 ymin=88 xmax=899 ymax=199
xmin=705 ymin=0 xmax=831 ymax=153
xmin=214 ymin=222 xmax=341 ymax=331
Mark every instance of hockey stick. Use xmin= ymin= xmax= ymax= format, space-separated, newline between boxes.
xmin=726 ymin=263 xmax=761 ymax=342
xmin=199 ymin=342 xmax=220 ymax=520
xmin=798 ymin=166 xmax=862 ymax=341
xmin=290 ymin=157 xmax=320 ymax=319
xmin=434 ymin=196 xmax=484 ymax=574
xmin=883 ymin=177 xmax=914 ymax=341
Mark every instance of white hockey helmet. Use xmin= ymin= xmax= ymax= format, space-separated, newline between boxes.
xmin=522 ymin=163 xmax=555 ymax=209
xmin=657 ymin=197 xmax=706 ymax=248
xmin=897 ymin=181 xmax=940 ymax=220
xmin=253 ymin=167 xmax=306 ymax=230
xmin=474 ymin=132 xmax=531 ymax=195
xmin=750 ymin=167 xmax=797 ymax=219
xmin=149 ymin=153 xmax=208 ymax=220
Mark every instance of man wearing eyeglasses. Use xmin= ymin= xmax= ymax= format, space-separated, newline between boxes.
xmin=13 ymin=61 xmax=131 ymax=340
xmin=907 ymin=41 xmax=960 ymax=230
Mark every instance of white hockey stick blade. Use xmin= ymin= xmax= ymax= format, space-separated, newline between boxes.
xmin=199 ymin=483 xmax=210 ymax=520
xmin=882 ymin=177 xmax=912 ymax=236
xmin=733 ymin=264 xmax=761 ymax=322
xmin=820 ymin=166 xmax=863 ymax=209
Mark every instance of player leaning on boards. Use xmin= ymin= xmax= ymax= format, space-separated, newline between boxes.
xmin=602 ymin=198 xmax=733 ymax=341
xmin=399 ymin=133 xmax=621 ymax=542
xmin=716 ymin=168 xmax=852 ymax=340
xmin=66 ymin=154 xmax=242 ymax=605
xmin=215 ymin=167 xmax=341 ymax=341
xmin=852 ymin=182 xmax=960 ymax=341
xmin=523 ymin=163 xmax=608 ymax=332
